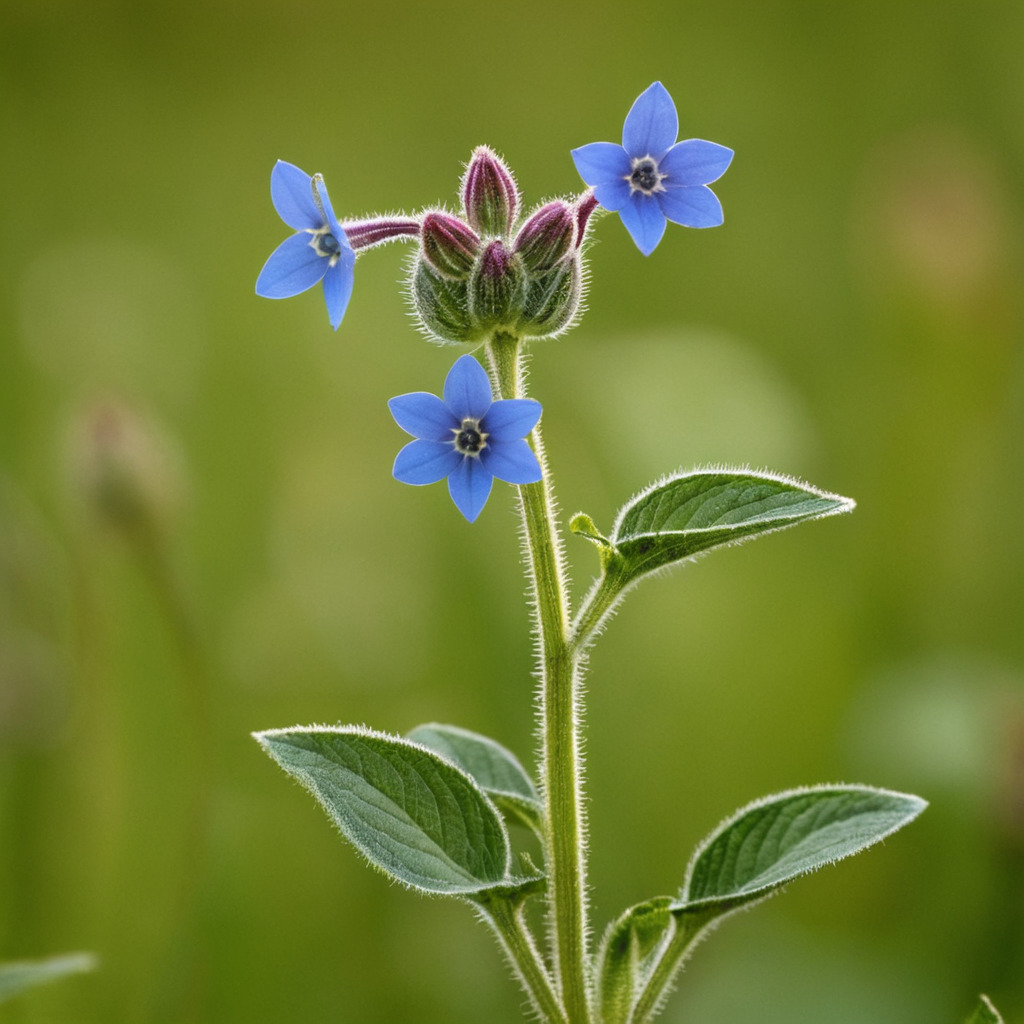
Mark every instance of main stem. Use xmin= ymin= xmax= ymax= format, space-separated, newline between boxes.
xmin=486 ymin=332 xmax=591 ymax=1024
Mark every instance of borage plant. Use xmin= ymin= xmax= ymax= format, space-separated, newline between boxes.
xmin=253 ymin=81 xmax=927 ymax=1024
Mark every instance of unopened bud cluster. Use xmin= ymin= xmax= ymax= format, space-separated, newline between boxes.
xmin=412 ymin=147 xmax=596 ymax=345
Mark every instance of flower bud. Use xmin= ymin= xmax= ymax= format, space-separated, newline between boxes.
xmin=410 ymin=259 xmax=483 ymax=345
xmin=513 ymin=201 xmax=576 ymax=273
xmin=573 ymin=191 xmax=600 ymax=248
xmin=517 ymin=257 xmax=582 ymax=338
xmin=461 ymin=146 xmax=520 ymax=238
xmin=420 ymin=212 xmax=481 ymax=280
xmin=468 ymin=239 xmax=525 ymax=327
xmin=69 ymin=399 xmax=182 ymax=539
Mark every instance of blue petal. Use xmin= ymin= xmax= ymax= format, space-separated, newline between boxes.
xmin=481 ymin=439 xmax=542 ymax=485
xmin=482 ymin=398 xmax=541 ymax=442
xmin=321 ymin=258 xmax=355 ymax=330
xmin=388 ymin=392 xmax=458 ymax=441
xmin=393 ymin=439 xmax=461 ymax=485
xmin=270 ymin=161 xmax=323 ymax=231
xmin=443 ymin=355 xmax=492 ymax=421
xmin=255 ymin=233 xmax=328 ymax=298
xmin=622 ymin=82 xmax=678 ymax=160
xmin=447 ymin=457 xmax=493 ymax=522
xmin=593 ymin=178 xmax=632 ymax=213
xmin=617 ymin=195 xmax=667 ymax=256
xmin=660 ymin=140 xmax=734 ymax=186
xmin=571 ymin=142 xmax=630 ymax=186
xmin=658 ymin=184 xmax=724 ymax=229
xmin=312 ymin=176 xmax=353 ymax=253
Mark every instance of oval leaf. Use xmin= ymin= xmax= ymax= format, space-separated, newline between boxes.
xmin=255 ymin=726 xmax=512 ymax=896
xmin=610 ymin=469 xmax=854 ymax=585
xmin=407 ymin=722 xmax=542 ymax=832
xmin=678 ymin=785 xmax=926 ymax=911
xmin=0 ymin=953 xmax=97 ymax=1005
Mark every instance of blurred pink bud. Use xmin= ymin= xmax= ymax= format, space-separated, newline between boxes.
xmin=69 ymin=399 xmax=182 ymax=539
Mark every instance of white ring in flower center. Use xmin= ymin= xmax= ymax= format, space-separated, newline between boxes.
xmin=453 ymin=418 xmax=488 ymax=456
xmin=309 ymin=228 xmax=342 ymax=263
xmin=626 ymin=155 xmax=666 ymax=196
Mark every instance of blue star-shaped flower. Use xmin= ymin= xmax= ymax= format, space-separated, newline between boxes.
xmin=389 ymin=355 xmax=543 ymax=522
xmin=256 ymin=160 xmax=356 ymax=330
xmin=571 ymin=82 xmax=734 ymax=256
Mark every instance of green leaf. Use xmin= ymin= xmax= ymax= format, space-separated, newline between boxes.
xmin=0 ymin=953 xmax=97 ymax=1004
xmin=678 ymin=785 xmax=927 ymax=913
xmin=966 ymin=995 xmax=1004 ymax=1024
xmin=626 ymin=788 xmax=926 ymax=1024
xmin=407 ymin=722 xmax=542 ymax=832
xmin=596 ymin=897 xmax=675 ymax=1024
xmin=254 ymin=726 xmax=513 ymax=896
xmin=608 ymin=469 xmax=854 ymax=587
xmin=569 ymin=512 xmax=613 ymax=550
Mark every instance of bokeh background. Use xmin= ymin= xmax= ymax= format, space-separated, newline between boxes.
xmin=1 ymin=1 xmax=1022 ymax=1021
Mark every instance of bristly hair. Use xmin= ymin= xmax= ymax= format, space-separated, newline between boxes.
xmin=570 ymin=464 xmax=855 ymax=649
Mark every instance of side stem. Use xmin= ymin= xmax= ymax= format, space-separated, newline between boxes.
xmin=485 ymin=333 xmax=592 ymax=1024
xmin=477 ymin=896 xmax=569 ymax=1024
xmin=628 ymin=909 xmax=716 ymax=1024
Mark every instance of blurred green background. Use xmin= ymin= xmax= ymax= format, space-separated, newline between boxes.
xmin=1 ymin=0 xmax=1022 ymax=1021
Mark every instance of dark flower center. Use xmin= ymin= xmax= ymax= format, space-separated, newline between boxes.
xmin=628 ymin=157 xmax=663 ymax=195
xmin=312 ymin=230 xmax=341 ymax=259
xmin=454 ymin=418 xmax=488 ymax=456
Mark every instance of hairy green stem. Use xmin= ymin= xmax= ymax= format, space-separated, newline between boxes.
xmin=570 ymin=561 xmax=630 ymax=651
xmin=478 ymin=896 xmax=569 ymax=1024
xmin=486 ymin=333 xmax=592 ymax=1024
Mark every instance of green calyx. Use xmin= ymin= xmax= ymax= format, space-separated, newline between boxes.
xmin=411 ymin=243 xmax=582 ymax=345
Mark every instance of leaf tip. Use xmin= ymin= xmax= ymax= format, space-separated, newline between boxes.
xmin=570 ymin=511 xmax=614 ymax=549
xmin=251 ymin=728 xmax=276 ymax=754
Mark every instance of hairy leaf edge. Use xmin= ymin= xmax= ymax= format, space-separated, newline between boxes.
xmin=611 ymin=465 xmax=855 ymax=545
xmin=253 ymin=723 xmax=527 ymax=895
xmin=572 ymin=466 xmax=855 ymax=646
xmin=676 ymin=782 xmax=928 ymax=911
xmin=407 ymin=721 xmax=540 ymax=805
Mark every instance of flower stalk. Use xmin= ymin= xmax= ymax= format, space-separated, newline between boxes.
xmin=486 ymin=331 xmax=592 ymax=1024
